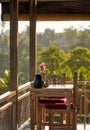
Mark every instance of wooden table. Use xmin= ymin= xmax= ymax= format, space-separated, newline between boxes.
xmin=30 ymin=84 xmax=74 ymax=130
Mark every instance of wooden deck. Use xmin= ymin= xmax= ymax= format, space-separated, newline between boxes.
xmin=18 ymin=120 xmax=90 ymax=130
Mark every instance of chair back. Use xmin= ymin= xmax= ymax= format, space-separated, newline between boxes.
xmin=45 ymin=72 xmax=67 ymax=86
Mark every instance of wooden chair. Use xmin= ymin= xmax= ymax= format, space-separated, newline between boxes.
xmin=39 ymin=72 xmax=67 ymax=128
xmin=45 ymin=71 xmax=78 ymax=130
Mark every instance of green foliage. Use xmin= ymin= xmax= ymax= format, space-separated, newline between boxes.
xmin=0 ymin=70 xmax=10 ymax=95
xmin=18 ymin=56 xmax=29 ymax=85
xmin=62 ymin=47 xmax=90 ymax=71
xmin=0 ymin=24 xmax=90 ymax=94
xmin=38 ymin=45 xmax=67 ymax=75
xmin=0 ymin=51 xmax=9 ymax=77
xmin=78 ymin=66 xmax=90 ymax=81
xmin=18 ymin=32 xmax=29 ymax=84
xmin=61 ymin=65 xmax=73 ymax=81
xmin=37 ymin=27 xmax=90 ymax=53
xmin=37 ymin=29 xmax=56 ymax=48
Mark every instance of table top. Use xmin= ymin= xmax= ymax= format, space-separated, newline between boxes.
xmin=47 ymin=84 xmax=73 ymax=89
xmin=30 ymin=85 xmax=74 ymax=98
xmin=30 ymin=84 xmax=73 ymax=90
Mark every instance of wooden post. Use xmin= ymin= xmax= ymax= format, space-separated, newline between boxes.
xmin=73 ymin=71 xmax=78 ymax=107
xmin=10 ymin=0 xmax=18 ymax=130
xmin=29 ymin=0 xmax=37 ymax=81
xmin=73 ymin=71 xmax=78 ymax=130
xmin=29 ymin=1 xmax=37 ymax=129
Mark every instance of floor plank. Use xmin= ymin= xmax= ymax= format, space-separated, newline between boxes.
xmin=18 ymin=120 xmax=90 ymax=130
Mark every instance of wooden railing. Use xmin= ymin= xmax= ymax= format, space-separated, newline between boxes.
xmin=0 ymin=81 xmax=90 ymax=130
xmin=0 ymin=82 xmax=31 ymax=130
xmin=77 ymin=81 xmax=90 ymax=129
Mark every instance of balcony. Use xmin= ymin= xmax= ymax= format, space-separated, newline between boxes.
xmin=0 ymin=80 xmax=90 ymax=130
xmin=0 ymin=1 xmax=90 ymax=130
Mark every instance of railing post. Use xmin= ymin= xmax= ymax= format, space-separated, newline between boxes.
xmin=73 ymin=71 xmax=78 ymax=130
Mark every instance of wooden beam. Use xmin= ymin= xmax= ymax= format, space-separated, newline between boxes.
xmin=2 ymin=13 xmax=90 ymax=21
xmin=0 ymin=0 xmax=85 ymax=2
xmin=29 ymin=0 xmax=37 ymax=81
xmin=1 ymin=1 xmax=90 ymax=21
xmin=37 ymin=13 xmax=90 ymax=21
xmin=10 ymin=0 xmax=18 ymax=130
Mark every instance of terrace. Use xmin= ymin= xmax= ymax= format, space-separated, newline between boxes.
xmin=0 ymin=0 xmax=90 ymax=130
xmin=1 ymin=80 xmax=90 ymax=130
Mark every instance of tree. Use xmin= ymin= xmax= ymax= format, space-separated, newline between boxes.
xmin=18 ymin=32 xmax=29 ymax=84
xmin=61 ymin=27 xmax=78 ymax=52
xmin=77 ymin=66 xmax=90 ymax=81
xmin=0 ymin=51 xmax=9 ymax=77
xmin=76 ymin=29 xmax=90 ymax=49
xmin=38 ymin=45 xmax=67 ymax=75
xmin=62 ymin=47 xmax=90 ymax=78
xmin=37 ymin=29 xmax=56 ymax=48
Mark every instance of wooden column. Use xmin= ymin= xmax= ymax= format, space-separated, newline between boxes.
xmin=10 ymin=0 xmax=18 ymax=130
xmin=29 ymin=0 xmax=37 ymax=81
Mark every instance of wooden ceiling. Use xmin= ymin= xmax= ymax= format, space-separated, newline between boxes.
xmin=1 ymin=0 xmax=90 ymax=21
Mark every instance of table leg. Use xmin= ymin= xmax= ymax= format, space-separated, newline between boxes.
xmin=36 ymin=97 xmax=41 ymax=130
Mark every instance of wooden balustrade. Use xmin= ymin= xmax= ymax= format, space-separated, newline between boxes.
xmin=0 ymin=82 xmax=31 ymax=130
xmin=0 ymin=81 xmax=90 ymax=130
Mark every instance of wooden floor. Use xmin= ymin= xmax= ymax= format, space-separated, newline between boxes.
xmin=18 ymin=120 xmax=90 ymax=130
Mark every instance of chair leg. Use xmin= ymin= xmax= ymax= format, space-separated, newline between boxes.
xmin=61 ymin=112 xmax=66 ymax=124
xmin=48 ymin=110 xmax=77 ymax=130
xmin=42 ymin=106 xmax=46 ymax=129
xmin=49 ymin=110 xmax=54 ymax=130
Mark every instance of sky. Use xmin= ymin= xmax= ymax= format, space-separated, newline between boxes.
xmin=1 ymin=19 xmax=90 ymax=33
xmin=0 ymin=4 xmax=90 ymax=33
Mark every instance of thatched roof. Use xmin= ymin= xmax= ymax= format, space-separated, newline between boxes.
xmin=1 ymin=0 xmax=90 ymax=21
